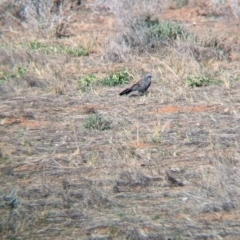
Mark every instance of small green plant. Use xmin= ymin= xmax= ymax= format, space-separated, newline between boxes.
xmin=84 ymin=114 xmax=111 ymax=131
xmin=0 ymin=72 xmax=11 ymax=84
xmin=29 ymin=40 xmax=89 ymax=56
xmin=152 ymin=214 xmax=161 ymax=220
xmin=152 ymin=132 xmax=162 ymax=144
xmin=101 ymin=68 xmax=132 ymax=86
xmin=187 ymin=75 xmax=220 ymax=87
xmin=117 ymin=212 xmax=125 ymax=218
xmin=64 ymin=46 xmax=89 ymax=57
xmin=78 ymin=74 xmax=96 ymax=92
xmin=29 ymin=40 xmax=61 ymax=53
xmin=0 ymin=66 xmax=27 ymax=84
xmin=29 ymin=39 xmax=43 ymax=50
xmin=14 ymin=66 xmax=27 ymax=78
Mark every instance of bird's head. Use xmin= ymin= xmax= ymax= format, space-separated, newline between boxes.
xmin=145 ymin=73 xmax=152 ymax=79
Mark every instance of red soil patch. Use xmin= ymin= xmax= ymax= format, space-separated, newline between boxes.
xmin=20 ymin=120 xmax=47 ymax=128
xmin=1 ymin=116 xmax=47 ymax=128
xmin=155 ymin=105 xmax=224 ymax=114
xmin=199 ymin=212 xmax=240 ymax=221
xmin=0 ymin=116 xmax=47 ymax=129
xmin=156 ymin=106 xmax=180 ymax=113
xmin=68 ymin=104 xmax=114 ymax=114
xmin=162 ymin=7 xmax=204 ymax=23
xmin=130 ymin=142 xmax=154 ymax=148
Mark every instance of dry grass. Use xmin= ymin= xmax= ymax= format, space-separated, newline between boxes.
xmin=1 ymin=0 xmax=240 ymax=239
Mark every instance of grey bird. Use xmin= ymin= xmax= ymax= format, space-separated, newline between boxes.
xmin=119 ymin=73 xmax=152 ymax=96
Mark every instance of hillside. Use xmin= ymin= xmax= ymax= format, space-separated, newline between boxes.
xmin=1 ymin=0 xmax=240 ymax=239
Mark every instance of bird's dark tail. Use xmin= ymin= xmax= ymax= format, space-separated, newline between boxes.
xmin=119 ymin=88 xmax=132 ymax=95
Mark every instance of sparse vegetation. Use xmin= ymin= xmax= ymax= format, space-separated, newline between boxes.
xmin=186 ymin=74 xmax=223 ymax=87
xmin=172 ymin=0 xmax=189 ymax=8
xmin=78 ymin=73 xmax=97 ymax=92
xmin=1 ymin=0 xmax=240 ymax=239
xmin=84 ymin=113 xmax=111 ymax=131
xmin=142 ymin=16 xmax=187 ymax=41
xmin=15 ymin=66 xmax=27 ymax=78
xmin=101 ymin=68 xmax=132 ymax=86
xmin=29 ymin=40 xmax=89 ymax=56
xmin=0 ymin=66 xmax=27 ymax=84
xmin=187 ymin=33 xmax=232 ymax=61
xmin=78 ymin=69 xmax=132 ymax=91
xmin=151 ymin=132 xmax=162 ymax=143
xmin=64 ymin=46 xmax=89 ymax=57
xmin=187 ymin=75 xmax=213 ymax=87
xmin=0 ymin=151 xmax=9 ymax=164
xmin=0 ymin=72 xmax=10 ymax=84
xmin=152 ymin=214 xmax=161 ymax=220
xmin=123 ymin=16 xmax=187 ymax=51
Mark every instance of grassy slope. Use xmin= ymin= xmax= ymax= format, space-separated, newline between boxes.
xmin=1 ymin=1 xmax=240 ymax=239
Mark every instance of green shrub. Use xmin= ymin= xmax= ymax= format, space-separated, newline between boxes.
xmin=101 ymin=68 xmax=132 ymax=86
xmin=123 ymin=16 xmax=187 ymax=50
xmin=78 ymin=74 xmax=96 ymax=92
xmin=78 ymin=68 xmax=132 ymax=92
xmin=64 ymin=46 xmax=89 ymax=57
xmin=152 ymin=214 xmax=161 ymax=220
xmin=144 ymin=16 xmax=187 ymax=41
xmin=187 ymin=75 xmax=211 ymax=87
xmin=29 ymin=40 xmax=89 ymax=56
xmin=187 ymin=75 xmax=221 ymax=87
xmin=29 ymin=40 xmax=60 ymax=53
xmin=84 ymin=114 xmax=111 ymax=131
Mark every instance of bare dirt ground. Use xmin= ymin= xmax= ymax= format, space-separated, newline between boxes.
xmin=1 ymin=0 xmax=240 ymax=239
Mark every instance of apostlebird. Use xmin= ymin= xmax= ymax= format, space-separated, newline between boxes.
xmin=119 ymin=73 xmax=152 ymax=96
